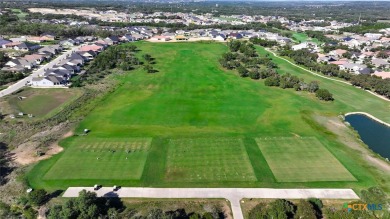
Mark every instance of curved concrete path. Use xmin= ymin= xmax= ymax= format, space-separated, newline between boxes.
xmin=63 ymin=187 xmax=359 ymax=219
xmin=265 ymin=48 xmax=390 ymax=102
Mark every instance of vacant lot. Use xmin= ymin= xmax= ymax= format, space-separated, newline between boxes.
xmin=27 ymin=42 xmax=390 ymax=192
xmin=44 ymin=138 xmax=152 ymax=180
xmin=4 ymin=88 xmax=81 ymax=118
xmin=256 ymin=137 xmax=356 ymax=182
xmin=166 ymin=138 xmax=257 ymax=182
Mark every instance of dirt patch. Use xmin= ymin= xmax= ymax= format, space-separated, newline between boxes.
xmin=222 ymin=200 xmax=233 ymax=219
xmin=10 ymin=130 xmax=73 ymax=166
xmin=313 ymin=114 xmax=390 ymax=172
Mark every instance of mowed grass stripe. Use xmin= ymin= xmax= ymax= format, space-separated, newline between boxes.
xmin=44 ymin=138 xmax=152 ymax=180
xmin=256 ymin=137 xmax=356 ymax=182
xmin=166 ymin=138 xmax=257 ymax=182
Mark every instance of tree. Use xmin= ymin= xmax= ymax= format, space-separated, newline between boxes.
xmin=0 ymin=202 xmax=12 ymax=218
xmin=47 ymin=190 xmax=101 ymax=219
xmin=264 ymin=75 xmax=280 ymax=86
xmin=237 ymin=65 xmax=249 ymax=77
xmin=267 ymin=199 xmax=295 ymax=219
xmin=143 ymin=54 xmax=152 ymax=62
xmin=342 ymin=51 xmax=352 ymax=59
xmin=249 ymin=69 xmax=261 ymax=80
xmin=294 ymin=200 xmax=317 ymax=219
xmin=107 ymin=208 xmax=119 ymax=219
xmin=316 ymin=89 xmax=334 ymax=101
xmin=28 ymin=189 xmax=47 ymax=206
xmin=228 ymin=40 xmax=242 ymax=52
xmin=144 ymin=64 xmax=155 ymax=73
xmin=376 ymin=51 xmax=389 ymax=59
xmin=307 ymin=198 xmax=323 ymax=218
xmin=248 ymin=203 xmax=268 ymax=219
xmin=307 ymin=81 xmax=319 ymax=93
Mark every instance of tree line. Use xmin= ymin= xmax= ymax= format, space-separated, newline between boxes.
xmin=249 ymin=187 xmax=389 ymax=219
xmin=221 ymin=40 xmax=333 ymax=101
xmin=279 ymin=47 xmax=390 ymax=99
xmin=340 ymin=22 xmax=390 ymax=34
xmin=72 ymin=44 xmax=157 ymax=87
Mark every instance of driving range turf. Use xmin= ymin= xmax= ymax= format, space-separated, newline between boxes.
xmin=27 ymin=42 xmax=390 ymax=192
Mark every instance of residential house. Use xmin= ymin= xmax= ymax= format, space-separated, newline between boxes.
xmin=292 ymin=42 xmax=318 ymax=51
xmin=371 ymin=58 xmax=390 ymax=68
xmin=228 ymin=33 xmax=243 ymax=40
xmin=121 ymin=34 xmax=137 ymax=42
xmin=373 ymin=71 xmax=390 ymax=79
xmin=358 ymin=68 xmax=372 ymax=75
xmin=31 ymin=75 xmax=67 ymax=87
xmin=175 ymin=35 xmax=188 ymax=41
xmin=39 ymin=45 xmax=63 ymax=55
xmin=3 ymin=58 xmax=34 ymax=71
xmin=53 ymin=63 xmax=79 ymax=74
xmin=60 ymin=39 xmax=78 ymax=48
xmin=329 ymin=49 xmax=348 ymax=57
xmin=131 ymin=33 xmax=145 ymax=41
xmin=77 ymin=50 xmax=97 ymax=61
xmin=0 ymin=39 xmax=11 ymax=48
xmin=105 ymin=36 xmax=120 ymax=45
xmin=14 ymin=42 xmax=40 ymax=51
xmin=23 ymin=54 xmax=45 ymax=65
xmin=2 ymin=42 xmax=22 ymax=49
xmin=151 ymin=35 xmax=172 ymax=41
xmin=79 ymin=45 xmax=104 ymax=53
xmin=40 ymin=33 xmax=57 ymax=41
xmin=213 ymin=34 xmax=226 ymax=41
xmin=340 ymin=62 xmax=367 ymax=74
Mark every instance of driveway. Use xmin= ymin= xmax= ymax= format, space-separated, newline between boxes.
xmin=63 ymin=187 xmax=359 ymax=219
xmin=0 ymin=44 xmax=84 ymax=98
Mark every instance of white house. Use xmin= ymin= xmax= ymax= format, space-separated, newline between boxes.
xmin=292 ymin=42 xmax=318 ymax=51
xmin=340 ymin=62 xmax=367 ymax=74
xmin=31 ymin=75 xmax=67 ymax=87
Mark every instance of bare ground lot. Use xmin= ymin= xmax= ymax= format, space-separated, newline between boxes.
xmin=10 ymin=130 xmax=73 ymax=166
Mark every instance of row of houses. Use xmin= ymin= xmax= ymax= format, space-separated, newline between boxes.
xmin=31 ymin=40 xmax=111 ymax=87
xmin=2 ymin=45 xmax=62 ymax=72
xmin=149 ymin=29 xmax=291 ymax=44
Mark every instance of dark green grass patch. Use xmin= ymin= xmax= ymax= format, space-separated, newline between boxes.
xmin=165 ymin=138 xmax=257 ymax=182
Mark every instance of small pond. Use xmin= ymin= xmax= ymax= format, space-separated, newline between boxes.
xmin=345 ymin=114 xmax=390 ymax=159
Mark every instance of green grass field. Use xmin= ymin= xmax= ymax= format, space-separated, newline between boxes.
xmin=166 ymin=138 xmax=257 ymax=182
xmin=11 ymin=8 xmax=28 ymax=19
xmin=4 ymin=88 xmax=82 ymax=118
xmin=27 ymin=42 xmax=390 ymax=192
xmin=44 ymin=138 xmax=152 ymax=180
xmin=256 ymin=137 xmax=356 ymax=182
xmin=292 ymin=32 xmax=320 ymax=44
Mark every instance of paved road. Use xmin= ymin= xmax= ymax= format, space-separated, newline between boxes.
xmin=265 ymin=48 xmax=390 ymax=102
xmin=63 ymin=187 xmax=359 ymax=219
xmin=0 ymin=45 xmax=84 ymax=98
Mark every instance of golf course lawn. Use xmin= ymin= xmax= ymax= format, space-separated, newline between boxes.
xmin=292 ymin=32 xmax=320 ymax=44
xmin=166 ymin=138 xmax=257 ymax=182
xmin=256 ymin=137 xmax=356 ymax=182
xmin=27 ymin=42 xmax=390 ymax=193
xmin=43 ymin=138 xmax=152 ymax=180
